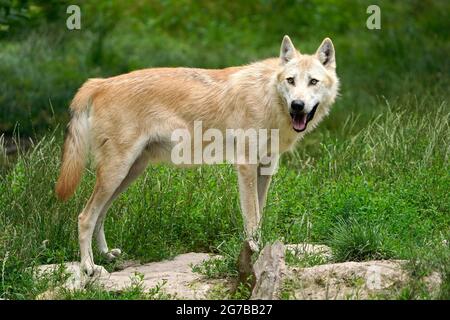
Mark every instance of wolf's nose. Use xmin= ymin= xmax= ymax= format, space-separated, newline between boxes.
xmin=291 ymin=100 xmax=305 ymax=112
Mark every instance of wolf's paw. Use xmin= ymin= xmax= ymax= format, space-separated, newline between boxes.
xmin=102 ymin=248 xmax=122 ymax=262
xmin=80 ymin=261 xmax=103 ymax=277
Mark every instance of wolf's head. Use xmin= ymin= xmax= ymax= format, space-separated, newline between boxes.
xmin=276 ymin=35 xmax=339 ymax=133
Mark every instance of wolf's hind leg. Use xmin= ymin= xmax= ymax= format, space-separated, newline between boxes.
xmin=94 ymin=151 xmax=150 ymax=261
xmin=79 ymin=140 xmax=148 ymax=276
xmin=78 ymin=167 xmax=127 ymax=276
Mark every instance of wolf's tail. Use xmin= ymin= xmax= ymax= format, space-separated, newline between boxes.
xmin=55 ymin=79 xmax=102 ymax=201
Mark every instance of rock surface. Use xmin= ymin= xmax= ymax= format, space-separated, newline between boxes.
xmin=284 ymin=260 xmax=410 ymax=299
xmin=36 ymin=252 xmax=229 ymax=299
xmin=103 ymin=253 xmax=225 ymax=299
xmin=35 ymin=262 xmax=110 ymax=291
xmin=34 ymin=245 xmax=442 ymax=300
xmin=251 ymin=241 xmax=286 ymax=300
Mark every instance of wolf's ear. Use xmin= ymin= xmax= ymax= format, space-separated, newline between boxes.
xmin=316 ymin=38 xmax=335 ymax=69
xmin=280 ymin=35 xmax=296 ymax=64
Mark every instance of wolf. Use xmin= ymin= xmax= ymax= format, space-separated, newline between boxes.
xmin=55 ymin=36 xmax=339 ymax=275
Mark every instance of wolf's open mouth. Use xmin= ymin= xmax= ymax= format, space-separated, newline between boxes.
xmin=291 ymin=103 xmax=319 ymax=132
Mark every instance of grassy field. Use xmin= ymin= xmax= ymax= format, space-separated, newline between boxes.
xmin=0 ymin=1 xmax=449 ymax=299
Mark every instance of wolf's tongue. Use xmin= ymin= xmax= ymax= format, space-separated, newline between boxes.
xmin=293 ymin=113 xmax=307 ymax=131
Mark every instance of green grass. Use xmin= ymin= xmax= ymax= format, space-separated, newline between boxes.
xmin=59 ymin=276 xmax=173 ymax=300
xmin=328 ymin=218 xmax=394 ymax=262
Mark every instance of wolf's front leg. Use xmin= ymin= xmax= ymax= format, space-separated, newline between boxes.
xmin=237 ymin=164 xmax=261 ymax=252
xmin=257 ymin=156 xmax=278 ymax=210
xmin=257 ymin=173 xmax=272 ymax=214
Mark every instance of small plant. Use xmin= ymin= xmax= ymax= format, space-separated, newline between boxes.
xmin=192 ymin=257 xmax=233 ymax=279
xmin=232 ymin=278 xmax=252 ymax=300
xmin=146 ymin=279 xmax=173 ymax=300
xmin=285 ymin=250 xmax=329 ymax=268
xmin=328 ymin=218 xmax=393 ymax=262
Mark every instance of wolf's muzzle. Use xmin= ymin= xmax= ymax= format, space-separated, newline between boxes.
xmin=290 ymin=102 xmax=319 ymax=132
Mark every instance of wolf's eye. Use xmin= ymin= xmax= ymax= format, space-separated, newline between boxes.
xmin=286 ymin=77 xmax=295 ymax=85
xmin=309 ymin=79 xmax=319 ymax=86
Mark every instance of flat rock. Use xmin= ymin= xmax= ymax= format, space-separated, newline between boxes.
xmin=285 ymin=260 xmax=412 ymax=299
xmin=35 ymin=245 xmax=442 ymax=300
xmin=102 ymin=253 xmax=225 ymax=299
xmin=36 ymin=253 xmax=230 ymax=300
xmin=35 ymin=262 xmax=110 ymax=291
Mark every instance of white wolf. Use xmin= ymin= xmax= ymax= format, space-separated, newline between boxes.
xmin=55 ymin=36 xmax=339 ymax=275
